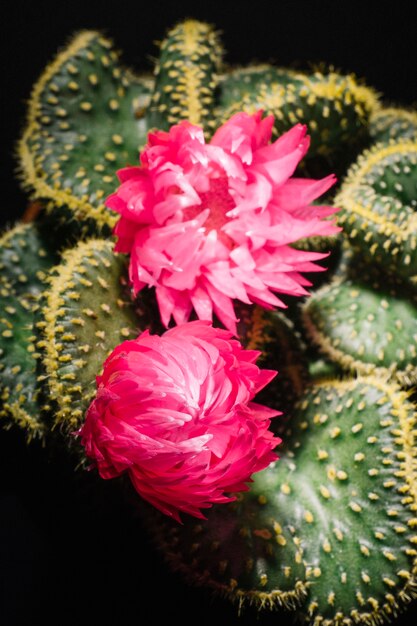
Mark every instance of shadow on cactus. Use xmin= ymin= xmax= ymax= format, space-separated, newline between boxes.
xmin=2 ymin=16 xmax=417 ymax=626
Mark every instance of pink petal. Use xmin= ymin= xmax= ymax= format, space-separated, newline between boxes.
xmin=106 ymin=111 xmax=339 ymax=334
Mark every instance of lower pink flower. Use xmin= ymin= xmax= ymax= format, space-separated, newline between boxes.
xmin=106 ymin=111 xmax=339 ymax=334
xmin=79 ymin=321 xmax=280 ymax=522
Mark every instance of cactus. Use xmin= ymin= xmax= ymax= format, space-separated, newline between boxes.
xmin=2 ymin=16 xmax=417 ymax=626
xmin=36 ymin=238 xmax=161 ymax=435
xmin=370 ymin=107 xmax=417 ymax=143
xmin=146 ymin=20 xmax=222 ymax=131
xmin=147 ymin=377 xmax=417 ymax=625
xmin=0 ymin=222 xmax=58 ymax=438
xmin=217 ymin=70 xmax=380 ymax=175
xmin=335 ymin=140 xmax=417 ymax=285
xmin=18 ymin=31 xmax=153 ymax=239
xmin=302 ymin=275 xmax=417 ymax=385
xmin=218 ymin=64 xmax=309 ymax=110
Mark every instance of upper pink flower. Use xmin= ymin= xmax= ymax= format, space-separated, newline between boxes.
xmin=107 ymin=111 xmax=339 ymax=334
xmin=79 ymin=321 xmax=280 ymax=522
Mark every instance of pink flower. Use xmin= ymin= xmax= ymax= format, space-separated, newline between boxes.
xmin=79 ymin=321 xmax=280 ymax=522
xmin=107 ymin=111 xmax=339 ymax=334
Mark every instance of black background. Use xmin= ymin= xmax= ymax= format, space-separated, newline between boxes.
xmin=1 ymin=1 xmax=416 ymax=624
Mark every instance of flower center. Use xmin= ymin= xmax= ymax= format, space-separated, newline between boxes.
xmin=183 ymin=177 xmax=235 ymax=247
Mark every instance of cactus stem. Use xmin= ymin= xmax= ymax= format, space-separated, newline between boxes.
xmin=147 ymin=19 xmax=222 ymax=131
xmin=17 ymin=32 xmax=114 ymax=230
xmin=41 ymin=239 xmax=110 ymax=428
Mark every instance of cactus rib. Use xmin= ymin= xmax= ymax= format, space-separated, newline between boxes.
xmin=217 ymin=72 xmax=379 ymax=171
xmin=18 ymin=31 xmax=153 ymax=236
xmin=302 ymin=276 xmax=417 ymax=386
xmin=0 ymin=222 xmax=58 ymax=439
xmin=147 ymin=19 xmax=222 ymax=132
xmin=37 ymin=238 xmax=162 ymax=434
xmin=218 ymin=64 xmax=305 ymax=109
xmin=336 ymin=140 xmax=417 ymax=284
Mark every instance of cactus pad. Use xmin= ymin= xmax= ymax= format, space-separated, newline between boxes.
xmin=302 ymin=276 xmax=417 ymax=385
xmin=0 ymin=222 xmax=58 ymax=438
xmin=37 ymin=238 xmax=157 ymax=434
xmin=336 ymin=140 xmax=417 ymax=283
xmin=0 ymin=221 xmax=57 ymax=294
xmin=0 ymin=295 xmax=43 ymax=438
xmin=218 ymin=65 xmax=305 ymax=109
xmin=147 ymin=20 xmax=222 ymax=132
xmin=219 ymin=72 xmax=379 ymax=172
xmin=18 ymin=31 xmax=153 ymax=237
xmin=148 ymin=377 xmax=417 ymax=625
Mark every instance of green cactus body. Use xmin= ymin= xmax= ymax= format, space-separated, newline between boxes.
xmin=330 ymin=239 xmax=386 ymax=285
xmin=218 ymin=65 xmax=305 ymax=108
xmin=146 ymin=20 xmax=222 ymax=132
xmin=148 ymin=377 xmax=417 ymax=625
xmin=370 ymin=108 xmax=417 ymax=143
xmin=0 ymin=295 xmax=43 ymax=438
xmin=302 ymin=277 xmax=417 ymax=385
xmin=149 ymin=486 xmax=309 ymax=611
xmin=3 ymin=16 xmax=417 ymax=626
xmin=218 ymin=72 xmax=379 ymax=173
xmin=0 ymin=221 xmax=57 ymax=294
xmin=336 ymin=140 xmax=417 ymax=283
xmin=0 ymin=222 xmax=58 ymax=438
xmin=18 ymin=31 xmax=153 ymax=238
xmin=37 ymin=238 xmax=153 ymax=434
xmin=332 ymin=239 xmax=367 ymax=280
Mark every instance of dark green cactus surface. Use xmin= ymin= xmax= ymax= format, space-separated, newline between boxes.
xmin=302 ymin=276 xmax=417 ymax=385
xmin=146 ymin=19 xmax=222 ymax=132
xmin=218 ymin=71 xmax=379 ymax=174
xmin=370 ymin=108 xmax=417 ymax=143
xmin=2 ymin=16 xmax=417 ymax=626
xmin=36 ymin=238 xmax=156 ymax=434
xmin=0 ymin=295 xmax=43 ymax=437
xmin=218 ymin=65 xmax=306 ymax=109
xmin=336 ymin=140 xmax=417 ymax=284
xmin=307 ymin=355 xmax=343 ymax=381
xmin=18 ymin=31 xmax=153 ymax=238
xmin=0 ymin=221 xmax=56 ymax=296
xmin=148 ymin=377 xmax=417 ymax=625
xmin=0 ymin=222 xmax=58 ymax=438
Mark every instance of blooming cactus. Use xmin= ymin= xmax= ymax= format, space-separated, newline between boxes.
xmin=2 ymin=16 xmax=417 ymax=626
